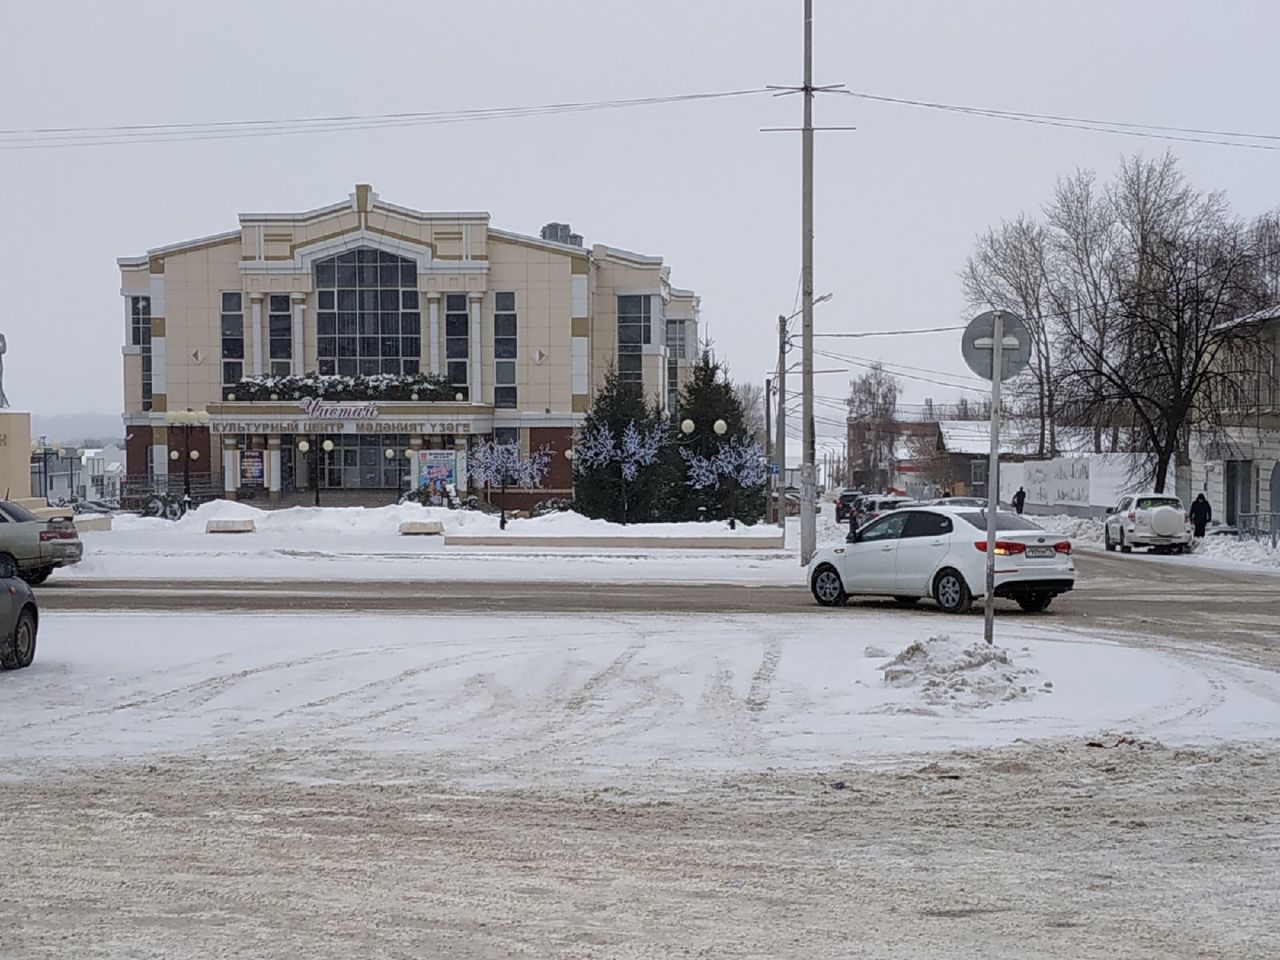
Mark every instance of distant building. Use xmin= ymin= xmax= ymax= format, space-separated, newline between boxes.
xmin=118 ymin=184 xmax=700 ymax=505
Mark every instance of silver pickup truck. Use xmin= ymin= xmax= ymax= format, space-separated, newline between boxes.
xmin=0 ymin=500 xmax=84 ymax=584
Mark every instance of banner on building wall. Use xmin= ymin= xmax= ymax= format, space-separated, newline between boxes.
xmin=240 ymin=449 xmax=265 ymax=488
xmin=415 ymin=450 xmax=469 ymax=505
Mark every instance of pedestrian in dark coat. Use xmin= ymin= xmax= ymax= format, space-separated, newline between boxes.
xmin=1190 ymin=493 xmax=1212 ymax=537
xmin=1012 ymin=487 xmax=1027 ymax=515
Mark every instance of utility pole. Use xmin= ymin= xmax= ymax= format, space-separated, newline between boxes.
xmin=799 ymin=0 xmax=818 ymax=566
xmin=774 ymin=314 xmax=787 ymax=528
xmin=764 ymin=375 xmax=773 ymax=523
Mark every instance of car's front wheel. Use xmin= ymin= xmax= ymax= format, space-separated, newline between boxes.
xmin=811 ymin=565 xmax=847 ymax=607
xmin=933 ymin=569 xmax=973 ymax=614
xmin=1 ymin=607 xmax=36 ymax=670
xmin=1016 ymin=592 xmax=1054 ymax=613
xmin=1104 ymin=527 xmax=1115 ymax=552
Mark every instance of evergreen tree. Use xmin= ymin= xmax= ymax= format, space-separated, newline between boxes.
xmin=572 ymin=367 xmax=670 ymax=523
xmin=663 ymin=353 xmax=767 ymax=524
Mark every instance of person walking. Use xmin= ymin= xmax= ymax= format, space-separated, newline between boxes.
xmin=1012 ymin=486 xmax=1027 ymax=515
xmin=1190 ymin=493 xmax=1212 ymax=538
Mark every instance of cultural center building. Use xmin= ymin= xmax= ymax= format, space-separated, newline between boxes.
xmin=119 ymin=184 xmax=700 ymax=504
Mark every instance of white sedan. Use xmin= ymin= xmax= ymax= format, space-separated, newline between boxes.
xmin=808 ymin=506 xmax=1076 ymax=613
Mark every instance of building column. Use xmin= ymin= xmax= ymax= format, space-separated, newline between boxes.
xmin=291 ymin=293 xmax=307 ymax=376
xmin=222 ymin=436 xmax=240 ymax=500
xmin=454 ymin=435 xmax=470 ymax=492
xmin=249 ymin=293 xmax=264 ymax=377
xmin=427 ymin=293 xmax=441 ymax=377
xmin=468 ymin=291 xmax=483 ymax=403
xmin=151 ymin=425 xmax=169 ymax=483
xmin=267 ymin=435 xmax=282 ymax=502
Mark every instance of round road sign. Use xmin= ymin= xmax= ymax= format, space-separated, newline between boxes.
xmin=961 ymin=310 xmax=1032 ymax=382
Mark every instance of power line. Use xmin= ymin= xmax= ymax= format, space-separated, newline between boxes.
xmin=813 ymin=324 xmax=966 ymax=339
xmin=0 ymin=89 xmax=769 ymax=151
xmin=841 ymin=90 xmax=1280 ymax=153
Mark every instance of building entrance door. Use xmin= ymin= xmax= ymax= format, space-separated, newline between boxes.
xmin=1224 ymin=460 xmax=1253 ymax=525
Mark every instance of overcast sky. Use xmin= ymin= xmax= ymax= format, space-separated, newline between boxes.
xmin=4 ymin=0 xmax=1278 ymax=447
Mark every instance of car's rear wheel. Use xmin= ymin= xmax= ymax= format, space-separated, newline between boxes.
xmin=892 ymin=596 xmax=920 ymax=607
xmin=1119 ymin=530 xmax=1132 ymax=554
xmin=1016 ymin=592 xmax=1054 ymax=613
xmin=933 ymin=569 xmax=973 ymax=614
xmin=1104 ymin=528 xmax=1115 ymax=552
xmin=1 ymin=607 xmax=36 ymax=670
xmin=811 ymin=565 xmax=847 ymax=607
xmin=21 ymin=566 xmax=52 ymax=586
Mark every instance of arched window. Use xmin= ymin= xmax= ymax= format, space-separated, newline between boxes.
xmin=313 ymin=247 xmax=420 ymax=377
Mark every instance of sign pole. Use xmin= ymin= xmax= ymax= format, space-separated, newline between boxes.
xmin=983 ymin=310 xmax=1004 ymax=646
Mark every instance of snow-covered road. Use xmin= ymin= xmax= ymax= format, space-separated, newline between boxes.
xmin=12 ymin=611 xmax=1280 ymax=790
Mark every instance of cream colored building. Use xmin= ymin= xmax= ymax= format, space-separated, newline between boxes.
xmin=119 ymin=185 xmax=699 ymax=502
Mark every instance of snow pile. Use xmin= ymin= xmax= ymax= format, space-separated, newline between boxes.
xmin=882 ymin=634 xmax=1050 ymax=710
xmin=1033 ymin=514 xmax=1105 ymax=544
xmin=1191 ymin=535 xmax=1280 ymax=569
xmin=112 ymin=499 xmax=783 ymax=540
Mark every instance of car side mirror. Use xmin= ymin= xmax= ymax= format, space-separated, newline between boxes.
xmin=846 ymin=530 xmax=859 ymax=543
xmin=1104 ymin=507 xmax=1115 ymax=515
xmin=0 ymin=556 xmax=17 ymax=580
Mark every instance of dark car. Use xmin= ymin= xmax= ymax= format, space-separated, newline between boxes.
xmin=0 ymin=554 xmax=38 ymax=670
xmin=835 ymin=490 xmax=861 ymax=523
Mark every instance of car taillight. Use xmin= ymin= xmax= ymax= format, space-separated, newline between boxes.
xmin=39 ymin=529 xmax=77 ymax=542
xmin=1127 ymin=511 xmax=1136 ymax=522
xmin=1054 ymin=541 xmax=1072 ymax=555
xmin=974 ymin=540 xmax=1026 ymax=556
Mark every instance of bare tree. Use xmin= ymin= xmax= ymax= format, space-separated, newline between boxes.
xmin=1048 ymin=155 xmax=1271 ymax=492
xmin=963 ymin=213 xmax=1057 ymax=456
xmin=963 ymin=153 xmax=1273 ymax=493
xmin=846 ymin=363 xmax=900 ymax=489
xmin=732 ymin=381 xmax=766 ymax=445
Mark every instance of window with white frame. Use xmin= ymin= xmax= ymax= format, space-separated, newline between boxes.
xmin=220 ymin=292 xmax=243 ymax=399
xmin=313 ymin=247 xmax=420 ymax=377
xmin=445 ymin=293 xmax=469 ymax=400
xmin=494 ymin=291 xmax=517 ymax=409
xmin=131 ymin=296 xmax=153 ymax=410
xmin=617 ymin=294 xmax=650 ymax=385
xmin=665 ymin=318 xmax=685 ymax=412
xmin=267 ymin=294 xmax=293 ymax=377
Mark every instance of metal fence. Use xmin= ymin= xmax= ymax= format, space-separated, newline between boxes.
xmin=1237 ymin=512 xmax=1280 ymax=548
xmin=120 ymin=474 xmax=223 ymax=517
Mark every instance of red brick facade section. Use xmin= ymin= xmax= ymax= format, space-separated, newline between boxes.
xmin=125 ymin=426 xmax=152 ymax=477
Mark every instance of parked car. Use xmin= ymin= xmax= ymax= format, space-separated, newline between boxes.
xmin=809 ymin=506 xmax=1075 ymax=613
xmin=929 ymin=496 xmax=994 ymax=509
xmin=1103 ymin=493 xmax=1192 ymax=554
xmin=835 ymin=490 xmax=862 ymax=523
xmin=0 ymin=501 xmax=84 ymax=584
xmin=0 ymin=553 xmax=38 ymax=670
xmin=857 ymin=496 xmax=914 ymax=524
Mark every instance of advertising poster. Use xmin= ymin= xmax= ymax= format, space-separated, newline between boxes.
xmin=416 ymin=450 xmax=467 ymax=505
xmin=240 ymin=449 xmax=265 ymax=488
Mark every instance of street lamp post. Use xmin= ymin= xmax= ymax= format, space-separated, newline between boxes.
xmin=297 ymin=437 xmax=335 ymax=506
xmin=164 ymin=409 xmax=211 ymax=501
xmin=679 ymin=417 xmax=728 ymax=524
xmin=385 ymin=447 xmax=415 ymax=500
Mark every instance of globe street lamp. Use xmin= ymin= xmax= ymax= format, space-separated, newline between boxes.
xmin=164 ymin=408 xmax=211 ymax=499
xmin=298 ymin=437 xmax=334 ymax=506
xmin=384 ymin=447 xmax=415 ymax=499
xmin=678 ymin=418 xmax=729 ymax=523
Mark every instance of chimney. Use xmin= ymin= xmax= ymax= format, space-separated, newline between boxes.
xmin=540 ymin=222 xmax=583 ymax=247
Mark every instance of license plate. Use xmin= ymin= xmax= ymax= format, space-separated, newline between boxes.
xmin=1026 ymin=546 xmax=1055 ymax=558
